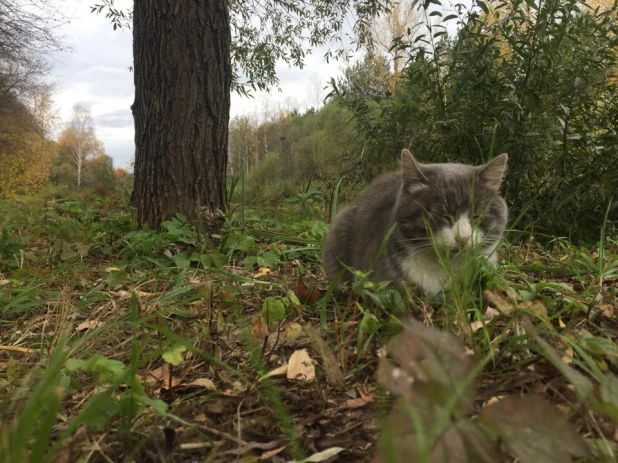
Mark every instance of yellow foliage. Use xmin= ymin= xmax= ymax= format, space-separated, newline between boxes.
xmin=0 ymin=105 xmax=53 ymax=199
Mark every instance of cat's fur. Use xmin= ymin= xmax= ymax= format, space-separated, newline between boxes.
xmin=322 ymin=149 xmax=508 ymax=298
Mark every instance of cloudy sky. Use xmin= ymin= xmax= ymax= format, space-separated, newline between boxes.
xmin=51 ymin=0 xmax=345 ymax=169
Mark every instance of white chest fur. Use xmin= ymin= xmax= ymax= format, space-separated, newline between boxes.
xmin=401 ymin=243 xmax=499 ymax=298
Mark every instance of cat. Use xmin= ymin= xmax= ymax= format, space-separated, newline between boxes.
xmin=322 ymin=149 xmax=508 ymax=298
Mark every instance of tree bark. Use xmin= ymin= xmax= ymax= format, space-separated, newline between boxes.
xmin=132 ymin=0 xmax=231 ymax=229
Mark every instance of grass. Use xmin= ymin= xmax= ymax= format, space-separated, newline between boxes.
xmin=0 ymin=192 xmax=617 ymax=462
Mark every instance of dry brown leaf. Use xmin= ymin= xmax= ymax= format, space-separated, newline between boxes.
xmin=258 ymin=445 xmax=287 ymax=460
xmin=518 ymin=299 xmax=548 ymax=318
xmin=342 ymin=395 xmax=374 ymax=409
xmin=183 ymin=377 xmax=217 ymax=390
xmin=260 ymin=364 xmax=289 ymax=381
xmin=598 ymin=303 xmax=615 ymax=318
xmin=50 ymin=425 xmax=88 ymax=463
xmin=295 ymin=275 xmax=321 ymax=305
xmin=483 ymin=288 xmax=514 ymax=315
xmin=561 ymin=346 xmax=574 ymax=364
xmin=357 ymin=385 xmax=372 ymax=399
xmin=470 ymin=321 xmax=484 ymax=333
xmin=76 ymin=320 xmax=105 ymax=332
xmin=483 ymin=307 xmax=500 ymax=322
xmin=304 ymin=325 xmax=345 ymax=388
xmin=287 ymin=349 xmax=315 ymax=381
xmin=141 ymin=364 xmax=181 ymax=391
xmin=250 ymin=314 xmax=268 ymax=340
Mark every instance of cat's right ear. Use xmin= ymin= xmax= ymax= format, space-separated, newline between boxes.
xmin=401 ymin=149 xmax=428 ymax=187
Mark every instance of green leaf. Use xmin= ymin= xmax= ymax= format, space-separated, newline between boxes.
xmin=257 ymin=250 xmax=281 ymax=268
xmin=261 ymin=296 xmax=286 ymax=325
xmin=360 ymin=312 xmax=380 ymax=334
xmin=173 ymin=253 xmax=190 ymax=269
xmin=477 ymin=0 xmax=489 ymax=14
xmin=162 ymin=344 xmax=186 ymax=366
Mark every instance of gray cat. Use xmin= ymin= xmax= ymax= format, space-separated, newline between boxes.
xmin=322 ymin=149 xmax=508 ymax=298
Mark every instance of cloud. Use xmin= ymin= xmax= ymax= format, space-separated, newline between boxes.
xmin=95 ymin=109 xmax=133 ymax=129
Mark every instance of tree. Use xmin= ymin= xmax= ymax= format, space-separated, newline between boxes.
xmin=369 ymin=0 xmax=419 ymax=87
xmin=306 ymin=73 xmax=325 ymax=110
xmin=84 ymin=154 xmax=116 ymax=195
xmin=57 ymin=105 xmax=104 ymax=192
xmin=95 ymin=0 xmax=389 ymax=229
xmin=0 ymin=0 xmax=64 ymax=198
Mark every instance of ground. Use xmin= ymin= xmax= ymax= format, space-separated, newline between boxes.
xmin=0 ymin=194 xmax=617 ymax=462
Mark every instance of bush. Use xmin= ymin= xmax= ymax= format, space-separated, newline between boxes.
xmin=334 ymin=0 xmax=618 ymax=241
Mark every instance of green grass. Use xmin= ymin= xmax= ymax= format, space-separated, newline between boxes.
xmin=0 ymin=193 xmax=617 ymax=462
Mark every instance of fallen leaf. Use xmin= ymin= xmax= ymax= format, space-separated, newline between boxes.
xmin=76 ymin=320 xmax=105 ymax=332
xmin=304 ymin=325 xmax=345 ymax=387
xmin=342 ymin=395 xmax=374 ymax=409
xmin=250 ymin=314 xmax=269 ymax=340
xmin=50 ymin=425 xmax=88 ymax=463
xmin=356 ymin=385 xmax=372 ymax=399
xmin=470 ymin=321 xmax=484 ymax=333
xmin=483 ymin=307 xmax=500 ymax=322
xmin=483 ymin=288 xmax=513 ymax=315
xmin=286 ymin=447 xmax=345 ymax=463
xmin=141 ymin=364 xmax=181 ymax=391
xmin=285 ymin=321 xmax=303 ymax=344
xmin=287 ymin=349 xmax=315 ymax=381
xmin=259 ymin=445 xmax=287 ymax=460
xmin=295 ymin=275 xmax=321 ymax=305
xmin=562 ymin=347 xmax=574 ymax=364
xmin=254 ymin=267 xmax=272 ymax=278
xmin=518 ymin=299 xmax=548 ymax=318
xmin=183 ymin=377 xmax=217 ymax=390
xmin=260 ymin=364 xmax=289 ymax=381
xmin=598 ymin=303 xmax=615 ymax=319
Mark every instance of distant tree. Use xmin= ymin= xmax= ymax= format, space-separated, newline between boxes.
xmin=306 ymin=73 xmax=325 ymax=110
xmin=369 ymin=0 xmax=419 ymax=86
xmin=0 ymin=95 xmax=54 ymax=198
xmin=84 ymin=154 xmax=116 ymax=195
xmin=335 ymin=51 xmax=393 ymax=101
xmin=57 ymin=105 xmax=103 ymax=192
xmin=0 ymin=0 xmax=64 ymax=198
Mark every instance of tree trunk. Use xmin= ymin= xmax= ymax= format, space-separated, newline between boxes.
xmin=132 ymin=0 xmax=231 ymax=229
xmin=77 ymin=138 xmax=82 ymax=192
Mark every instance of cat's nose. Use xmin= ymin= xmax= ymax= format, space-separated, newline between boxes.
xmin=456 ymin=234 xmax=470 ymax=247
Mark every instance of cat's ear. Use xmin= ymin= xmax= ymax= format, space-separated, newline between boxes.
xmin=401 ymin=149 xmax=428 ymax=186
xmin=478 ymin=153 xmax=508 ymax=192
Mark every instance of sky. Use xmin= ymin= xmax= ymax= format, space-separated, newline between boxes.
xmin=51 ymin=0 xmax=346 ymax=170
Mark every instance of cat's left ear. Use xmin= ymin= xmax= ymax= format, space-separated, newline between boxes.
xmin=478 ymin=153 xmax=508 ymax=192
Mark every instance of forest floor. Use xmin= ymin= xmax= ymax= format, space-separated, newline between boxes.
xmin=1 ymin=194 xmax=617 ymax=463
